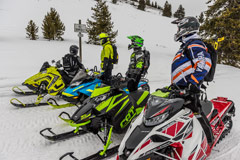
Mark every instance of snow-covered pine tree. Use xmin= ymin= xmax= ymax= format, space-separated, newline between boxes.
xmin=146 ymin=0 xmax=150 ymax=6
xmin=173 ymin=4 xmax=185 ymax=19
xmin=154 ymin=1 xmax=157 ymax=8
xmin=200 ymin=0 xmax=240 ymax=67
xmin=198 ymin=12 xmax=204 ymax=24
xmin=138 ymin=0 xmax=146 ymax=11
xmin=162 ymin=1 xmax=172 ymax=17
xmin=26 ymin=20 xmax=39 ymax=40
xmin=42 ymin=8 xmax=65 ymax=41
xmin=112 ymin=0 xmax=117 ymax=4
xmin=86 ymin=0 xmax=118 ymax=45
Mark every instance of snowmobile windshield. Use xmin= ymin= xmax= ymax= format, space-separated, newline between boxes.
xmin=144 ymin=95 xmax=184 ymax=124
xmin=70 ymin=69 xmax=88 ymax=85
xmin=91 ymin=84 xmax=110 ymax=98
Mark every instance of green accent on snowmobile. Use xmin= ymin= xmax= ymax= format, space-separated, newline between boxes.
xmin=99 ymin=126 xmax=113 ymax=156
xmin=47 ymin=101 xmax=75 ymax=109
xmin=137 ymin=91 xmax=149 ymax=105
xmin=12 ymin=86 xmax=37 ymax=95
xmin=23 ymin=66 xmax=65 ymax=96
xmin=96 ymin=97 xmax=113 ymax=111
xmin=152 ymin=90 xmax=170 ymax=98
xmin=81 ymin=113 xmax=91 ymax=120
xmin=61 ymin=92 xmax=74 ymax=97
xmin=73 ymin=85 xmax=84 ymax=92
xmin=120 ymin=105 xmax=136 ymax=128
xmin=10 ymin=98 xmax=26 ymax=107
xmin=91 ymin=86 xmax=111 ymax=98
xmin=35 ymin=95 xmax=44 ymax=105
xmin=115 ymin=99 xmax=130 ymax=116
xmin=106 ymin=95 xmax=128 ymax=112
xmin=59 ymin=115 xmax=91 ymax=128
xmin=136 ymin=106 xmax=144 ymax=115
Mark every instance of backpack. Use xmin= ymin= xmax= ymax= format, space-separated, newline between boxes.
xmin=112 ymin=44 xmax=119 ymax=64
xmin=183 ymin=39 xmax=217 ymax=82
xmin=143 ymin=49 xmax=150 ymax=74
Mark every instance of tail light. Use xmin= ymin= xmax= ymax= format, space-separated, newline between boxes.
xmin=116 ymin=155 xmax=119 ymax=160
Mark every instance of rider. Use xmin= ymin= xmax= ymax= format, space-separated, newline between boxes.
xmin=171 ymin=17 xmax=214 ymax=146
xmin=56 ymin=45 xmax=85 ymax=84
xmin=126 ymin=35 xmax=149 ymax=92
xmin=99 ymin=33 xmax=114 ymax=85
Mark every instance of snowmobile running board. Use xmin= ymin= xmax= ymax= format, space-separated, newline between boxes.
xmin=47 ymin=98 xmax=76 ymax=109
xmin=10 ymin=98 xmax=48 ymax=108
xmin=59 ymin=145 xmax=119 ymax=160
xmin=40 ymin=128 xmax=87 ymax=141
xmin=12 ymin=86 xmax=37 ymax=95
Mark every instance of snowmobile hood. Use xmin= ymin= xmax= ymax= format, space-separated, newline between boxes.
xmin=71 ymin=99 xmax=95 ymax=124
xmin=145 ymin=95 xmax=184 ymax=119
xmin=91 ymin=84 xmax=111 ymax=98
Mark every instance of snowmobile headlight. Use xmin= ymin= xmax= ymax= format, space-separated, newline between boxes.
xmin=93 ymin=93 xmax=108 ymax=103
xmin=143 ymin=112 xmax=169 ymax=126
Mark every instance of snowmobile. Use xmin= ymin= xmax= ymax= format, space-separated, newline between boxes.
xmin=48 ymin=68 xmax=150 ymax=108
xmin=40 ymin=74 xmax=150 ymax=160
xmin=60 ymin=71 xmax=150 ymax=105
xmin=10 ymin=61 xmax=71 ymax=108
xmin=116 ymin=84 xmax=235 ymax=160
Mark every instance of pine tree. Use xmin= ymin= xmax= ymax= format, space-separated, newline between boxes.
xmin=86 ymin=0 xmax=118 ymax=45
xmin=198 ymin=12 xmax=204 ymax=24
xmin=42 ymin=8 xmax=65 ymax=41
xmin=173 ymin=4 xmax=185 ymax=19
xmin=138 ymin=0 xmax=146 ymax=11
xmin=146 ymin=0 xmax=150 ymax=6
xmin=151 ymin=2 xmax=154 ymax=7
xmin=162 ymin=1 xmax=172 ymax=17
xmin=200 ymin=0 xmax=240 ymax=67
xmin=26 ymin=20 xmax=39 ymax=40
xmin=154 ymin=2 xmax=157 ymax=8
xmin=112 ymin=0 xmax=117 ymax=4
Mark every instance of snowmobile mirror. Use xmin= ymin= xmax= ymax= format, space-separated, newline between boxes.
xmin=52 ymin=60 xmax=55 ymax=63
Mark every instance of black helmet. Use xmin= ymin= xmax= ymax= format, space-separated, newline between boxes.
xmin=171 ymin=16 xmax=200 ymax=42
xmin=70 ymin=45 xmax=79 ymax=55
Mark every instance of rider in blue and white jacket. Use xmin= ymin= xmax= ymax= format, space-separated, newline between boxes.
xmin=171 ymin=17 xmax=214 ymax=146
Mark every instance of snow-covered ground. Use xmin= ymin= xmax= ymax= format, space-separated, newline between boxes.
xmin=0 ymin=0 xmax=240 ymax=159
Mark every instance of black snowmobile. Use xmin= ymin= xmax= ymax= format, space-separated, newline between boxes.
xmin=40 ymin=74 xmax=150 ymax=160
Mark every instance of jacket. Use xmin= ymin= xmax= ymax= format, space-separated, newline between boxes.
xmin=101 ymin=41 xmax=114 ymax=71
xmin=127 ymin=48 xmax=145 ymax=77
xmin=171 ymin=35 xmax=212 ymax=87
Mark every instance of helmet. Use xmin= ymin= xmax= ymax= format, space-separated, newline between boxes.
xmin=127 ymin=35 xmax=144 ymax=50
xmin=70 ymin=45 xmax=79 ymax=55
xmin=99 ymin=33 xmax=110 ymax=45
xmin=171 ymin=16 xmax=200 ymax=42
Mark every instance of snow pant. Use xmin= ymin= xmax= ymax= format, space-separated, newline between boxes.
xmin=102 ymin=68 xmax=112 ymax=85
xmin=186 ymin=94 xmax=214 ymax=146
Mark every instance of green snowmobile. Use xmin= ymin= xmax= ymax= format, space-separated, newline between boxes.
xmin=40 ymin=74 xmax=150 ymax=160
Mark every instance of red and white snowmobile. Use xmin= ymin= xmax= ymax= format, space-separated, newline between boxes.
xmin=117 ymin=85 xmax=235 ymax=160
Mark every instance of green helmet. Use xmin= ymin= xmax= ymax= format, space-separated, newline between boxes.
xmin=127 ymin=35 xmax=144 ymax=50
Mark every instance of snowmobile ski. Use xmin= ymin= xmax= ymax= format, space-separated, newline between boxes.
xmin=10 ymin=98 xmax=48 ymax=108
xmin=59 ymin=145 xmax=119 ymax=160
xmin=40 ymin=128 xmax=87 ymax=141
xmin=47 ymin=98 xmax=76 ymax=109
xmin=12 ymin=86 xmax=37 ymax=95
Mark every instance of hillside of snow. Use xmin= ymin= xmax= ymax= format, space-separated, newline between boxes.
xmin=0 ymin=0 xmax=240 ymax=160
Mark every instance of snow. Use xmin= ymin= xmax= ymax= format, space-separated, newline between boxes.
xmin=0 ymin=0 xmax=239 ymax=159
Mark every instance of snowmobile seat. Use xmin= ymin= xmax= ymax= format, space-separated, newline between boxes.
xmin=200 ymin=100 xmax=213 ymax=121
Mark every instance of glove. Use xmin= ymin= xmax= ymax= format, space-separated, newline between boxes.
xmin=188 ymin=83 xmax=200 ymax=93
